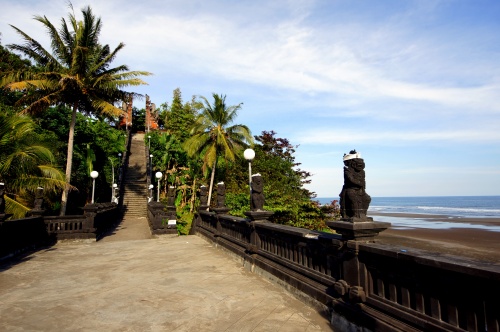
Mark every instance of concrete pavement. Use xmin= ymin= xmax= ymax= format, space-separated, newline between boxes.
xmin=0 ymin=234 xmax=332 ymax=331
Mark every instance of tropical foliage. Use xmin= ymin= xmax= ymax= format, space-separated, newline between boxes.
xmin=150 ymin=90 xmax=333 ymax=232
xmin=0 ymin=111 xmax=66 ymax=218
xmin=33 ymin=105 xmax=126 ymax=212
xmin=183 ymin=93 xmax=253 ymax=206
xmin=224 ymin=130 xmax=332 ymax=231
xmin=1 ymin=4 xmax=331 ymax=231
xmin=0 ymin=5 xmax=151 ymax=214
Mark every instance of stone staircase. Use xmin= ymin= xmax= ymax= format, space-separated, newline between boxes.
xmin=122 ymin=133 xmax=148 ymax=217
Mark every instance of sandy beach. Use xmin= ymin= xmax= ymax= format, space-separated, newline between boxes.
xmin=369 ymin=212 xmax=500 ymax=263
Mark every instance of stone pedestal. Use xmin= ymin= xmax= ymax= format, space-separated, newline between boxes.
xmin=327 ymin=219 xmax=390 ymax=241
xmin=211 ymin=207 xmax=230 ymax=214
xmin=28 ymin=209 xmax=45 ymax=217
xmin=198 ymin=205 xmax=209 ymax=212
xmin=244 ymin=210 xmax=274 ymax=222
xmin=164 ymin=206 xmax=177 ymax=229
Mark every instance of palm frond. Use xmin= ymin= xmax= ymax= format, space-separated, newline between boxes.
xmin=4 ymin=195 xmax=31 ymax=219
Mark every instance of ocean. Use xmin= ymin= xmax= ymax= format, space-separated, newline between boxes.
xmin=316 ymin=196 xmax=500 ymax=231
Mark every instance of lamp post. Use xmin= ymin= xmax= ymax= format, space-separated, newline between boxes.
xmin=243 ymin=148 xmax=255 ymax=198
xmin=149 ymin=154 xmax=153 ymax=178
xmin=117 ymin=153 xmax=122 ymax=183
xmin=148 ymin=135 xmax=151 ymax=150
xmin=148 ymin=184 xmax=154 ymax=203
xmin=90 ymin=171 xmax=99 ymax=204
xmin=112 ymin=183 xmax=118 ymax=203
xmin=155 ymin=171 xmax=162 ymax=202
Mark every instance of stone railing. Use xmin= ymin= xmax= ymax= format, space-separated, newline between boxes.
xmin=44 ymin=202 xmax=119 ymax=241
xmin=0 ymin=216 xmax=48 ymax=259
xmin=147 ymin=202 xmax=177 ymax=235
xmin=0 ymin=203 xmax=120 ymax=260
xmin=193 ymin=210 xmax=500 ymax=332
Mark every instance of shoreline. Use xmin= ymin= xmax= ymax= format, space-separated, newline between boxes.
xmin=369 ymin=211 xmax=500 ymax=226
xmin=366 ymin=212 xmax=500 ymax=262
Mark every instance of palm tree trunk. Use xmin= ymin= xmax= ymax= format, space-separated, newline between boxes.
xmin=190 ymin=178 xmax=196 ymax=213
xmin=206 ymin=160 xmax=217 ymax=208
xmin=59 ymin=103 xmax=77 ymax=216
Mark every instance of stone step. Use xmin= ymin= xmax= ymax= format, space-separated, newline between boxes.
xmin=121 ymin=133 xmax=149 ymax=220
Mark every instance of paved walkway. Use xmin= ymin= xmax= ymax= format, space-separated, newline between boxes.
xmin=99 ymin=215 xmax=152 ymax=242
xmin=0 ymin=233 xmax=332 ymax=331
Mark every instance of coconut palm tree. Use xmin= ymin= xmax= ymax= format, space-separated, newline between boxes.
xmin=0 ymin=5 xmax=151 ymax=215
xmin=183 ymin=93 xmax=253 ymax=206
xmin=0 ymin=112 xmax=67 ymax=218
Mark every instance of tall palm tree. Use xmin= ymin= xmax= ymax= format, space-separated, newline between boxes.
xmin=0 ymin=112 xmax=67 ymax=218
xmin=0 ymin=5 xmax=151 ymax=215
xmin=183 ymin=93 xmax=253 ymax=206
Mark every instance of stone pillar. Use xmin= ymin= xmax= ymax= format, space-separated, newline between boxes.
xmin=29 ymin=187 xmax=46 ymax=217
xmin=165 ymin=186 xmax=177 ymax=228
xmin=244 ymin=174 xmax=274 ymax=222
xmin=0 ymin=182 xmax=9 ymax=221
xmin=198 ymin=185 xmax=209 ymax=211
xmin=211 ymin=182 xmax=229 ymax=214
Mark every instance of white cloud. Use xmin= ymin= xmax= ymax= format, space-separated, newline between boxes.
xmin=2 ymin=0 xmax=500 ymax=196
xmin=297 ymin=128 xmax=500 ymax=145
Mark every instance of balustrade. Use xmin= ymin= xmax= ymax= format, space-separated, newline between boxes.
xmin=194 ymin=210 xmax=500 ymax=332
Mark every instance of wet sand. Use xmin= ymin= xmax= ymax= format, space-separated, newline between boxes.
xmin=369 ymin=212 xmax=500 ymax=263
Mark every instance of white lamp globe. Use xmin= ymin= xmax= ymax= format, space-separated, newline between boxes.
xmin=244 ymin=148 xmax=255 ymax=161
xmin=90 ymin=171 xmax=99 ymax=179
xmin=155 ymin=172 xmax=162 ymax=179
xmin=113 ymin=183 xmax=118 ymax=188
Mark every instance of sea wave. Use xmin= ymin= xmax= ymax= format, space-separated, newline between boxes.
xmin=369 ymin=205 xmax=500 ymax=218
xmin=319 ymin=196 xmax=500 ymax=218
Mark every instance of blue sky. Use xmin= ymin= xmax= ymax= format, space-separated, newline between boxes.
xmin=1 ymin=0 xmax=499 ymax=197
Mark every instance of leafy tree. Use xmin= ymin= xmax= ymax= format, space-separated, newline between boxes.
xmin=183 ymin=93 xmax=253 ymax=206
xmin=224 ymin=130 xmax=330 ymax=230
xmin=162 ymin=88 xmax=200 ymax=141
xmin=0 ymin=5 xmax=151 ymax=215
xmin=0 ymin=38 xmax=31 ymax=110
xmin=0 ymin=112 xmax=67 ymax=218
xmin=132 ymin=107 xmax=145 ymax=132
xmin=34 ymin=105 xmax=126 ymax=212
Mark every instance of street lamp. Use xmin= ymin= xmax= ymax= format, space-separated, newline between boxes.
xmin=117 ymin=153 xmax=122 ymax=183
xmin=244 ymin=148 xmax=255 ymax=198
xmin=148 ymin=184 xmax=154 ymax=203
xmin=90 ymin=171 xmax=99 ymax=204
xmin=155 ymin=171 xmax=162 ymax=202
xmin=112 ymin=183 xmax=118 ymax=203
xmin=149 ymin=154 xmax=153 ymax=178
xmin=148 ymin=135 xmax=151 ymax=150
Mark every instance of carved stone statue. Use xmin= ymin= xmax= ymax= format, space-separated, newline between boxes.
xmin=251 ymin=174 xmax=265 ymax=211
xmin=33 ymin=187 xmax=44 ymax=210
xmin=339 ymin=150 xmax=371 ymax=221
xmin=199 ymin=185 xmax=208 ymax=206
xmin=167 ymin=186 xmax=175 ymax=207
xmin=216 ymin=182 xmax=226 ymax=208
